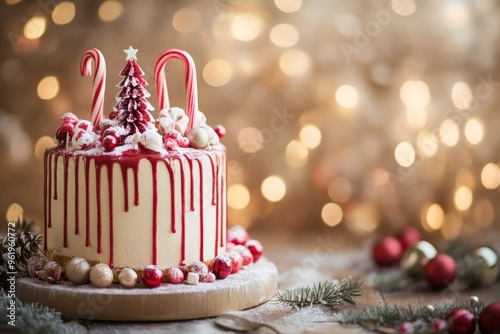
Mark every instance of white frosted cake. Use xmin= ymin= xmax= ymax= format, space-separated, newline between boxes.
xmin=44 ymin=47 xmax=227 ymax=270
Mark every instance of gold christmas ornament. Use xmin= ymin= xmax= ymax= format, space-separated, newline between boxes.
xmin=65 ymin=257 xmax=91 ymax=285
xmin=464 ymin=247 xmax=499 ymax=287
xmin=401 ymin=241 xmax=437 ymax=277
xmin=118 ymin=268 xmax=138 ymax=288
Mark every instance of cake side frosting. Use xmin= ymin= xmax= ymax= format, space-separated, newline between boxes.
xmin=45 ymin=145 xmax=226 ymax=269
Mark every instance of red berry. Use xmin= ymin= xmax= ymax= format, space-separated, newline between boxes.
xmin=397 ymin=322 xmax=413 ymax=334
xmin=228 ymin=250 xmax=243 ymax=274
xmin=141 ymin=265 xmax=163 ymax=288
xmin=103 ymin=135 xmax=118 ymax=152
xmin=60 ymin=112 xmax=79 ymax=126
xmin=245 ymin=239 xmax=264 ymax=262
xmin=446 ymin=308 xmax=476 ymax=334
xmin=209 ymin=255 xmax=232 ymax=279
xmin=425 ymin=254 xmax=456 ymax=289
xmin=397 ymin=226 xmax=421 ymax=251
xmin=232 ymin=245 xmax=254 ymax=266
xmin=166 ymin=267 xmax=184 ymax=284
xmin=372 ymin=237 xmax=402 ymax=267
xmin=429 ymin=319 xmax=447 ymax=333
xmin=228 ymin=226 xmax=250 ymax=246
xmin=213 ymin=125 xmax=226 ymax=139
xmin=226 ymin=242 xmax=236 ymax=252
xmin=479 ymin=303 xmax=500 ymax=334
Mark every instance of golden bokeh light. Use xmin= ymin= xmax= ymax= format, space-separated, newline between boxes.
xmin=285 ymin=140 xmax=308 ymax=167
xmin=394 ymin=141 xmax=416 ymax=167
xmin=24 ymin=16 xmax=47 ymax=40
xmin=392 ymin=0 xmax=417 ymax=16
xmin=441 ymin=212 xmax=462 ymax=240
xmin=6 ymin=0 xmax=22 ymax=4
xmin=422 ymin=203 xmax=445 ymax=231
xmin=274 ymin=0 xmax=302 ymax=13
xmin=237 ymin=127 xmax=263 ymax=153
xmin=400 ymin=80 xmax=430 ymax=107
xmin=454 ymin=186 xmax=473 ymax=211
xmin=299 ymin=124 xmax=321 ymax=149
xmin=172 ymin=8 xmax=201 ymax=33
xmin=451 ymin=81 xmax=472 ymax=110
xmin=269 ymin=24 xmax=299 ymax=47
xmin=439 ymin=119 xmax=460 ymax=147
xmin=346 ymin=203 xmax=379 ymax=235
xmin=227 ymin=184 xmax=251 ymax=209
xmin=37 ymin=76 xmax=60 ymax=100
xmin=261 ymin=175 xmax=286 ymax=202
xmin=279 ymin=49 xmax=310 ymax=76
xmin=406 ymin=106 xmax=426 ymax=129
xmin=464 ymin=117 xmax=484 ymax=145
xmin=6 ymin=202 xmax=23 ymax=222
xmin=481 ymin=163 xmax=500 ymax=190
xmin=98 ymin=0 xmax=124 ymax=22
xmin=35 ymin=136 xmax=55 ymax=160
xmin=52 ymin=2 xmax=76 ymax=25
xmin=372 ymin=168 xmax=390 ymax=187
xmin=230 ymin=14 xmax=263 ymax=41
xmin=328 ymin=177 xmax=352 ymax=203
xmin=321 ymin=202 xmax=343 ymax=227
xmin=416 ymin=131 xmax=438 ymax=157
xmin=335 ymin=85 xmax=359 ymax=108
xmin=203 ymin=59 xmax=232 ymax=87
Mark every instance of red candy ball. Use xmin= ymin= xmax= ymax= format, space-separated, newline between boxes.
xmin=397 ymin=226 xmax=421 ymax=251
xmin=425 ymin=254 xmax=456 ymax=289
xmin=141 ymin=265 xmax=164 ymax=288
xmin=446 ymin=308 xmax=476 ymax=334
xmin=227 ymin=226 xmax=250 ymax=246
xmin=60 ymin=112 xmax=79 ymax=126
xmin=372 ymin=237 xmax=402 ymax=267
xmin=209 ymin=255 xmax=232 ymax=279
xmin=479 ymin=303 xmax=500 ymax=334
xmin=213 ymin=125 xmax=226 ymax=139
xmin=103 ymin=135 xmax=118 ymax=152
xmin=245 ymin=239 xmax=264 ymax=262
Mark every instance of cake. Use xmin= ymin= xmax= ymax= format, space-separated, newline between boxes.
xmin=44 ymin=47 xmax=227 ymax=270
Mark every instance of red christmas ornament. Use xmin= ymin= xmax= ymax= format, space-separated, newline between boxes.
xmin=245 ymin=239 xmax=264 ymax=262
xmin=209 ymin=255 xmax=232 ymax=279
xmin=397 ymin=322 xmax=413 ymax=334
xmin=446 ymin=308 xmax=476 ymax=334
xmin=397 ymin=226 xmax=421 ymax=251
xmin=102 ymin=127 xmax=121 ymax=142
xmin=141 ymin=265 xmax=164 ymax=288
xmin=372 ymin=236 xmax=402 ymax=267
xmin=214 ymin=125 xmax=226 ymax=139
xmin=478 ymin=303 xmax=500 ymax=334
xmin=227 ymin=226 xmax=250 ymax=246
xmin=425 ymin=254 xmax=456 ymax=289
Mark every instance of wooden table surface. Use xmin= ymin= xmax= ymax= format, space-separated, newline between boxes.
xmin=58 ymin=227 xmax=500 ymax=333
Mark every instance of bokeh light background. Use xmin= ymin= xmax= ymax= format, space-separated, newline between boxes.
xmin=1 ymin=0 xmax=500 ymax=240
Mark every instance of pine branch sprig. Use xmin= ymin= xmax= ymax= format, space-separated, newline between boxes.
xmin=275 ymin=277 xmax=363 ymax=309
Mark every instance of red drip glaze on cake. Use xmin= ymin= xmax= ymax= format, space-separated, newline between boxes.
xmin=45 ymin=147 xmax=226 ymax=268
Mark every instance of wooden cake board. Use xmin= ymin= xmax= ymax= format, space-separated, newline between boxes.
xmin=17 ymin=257 xmax=278 ymax=321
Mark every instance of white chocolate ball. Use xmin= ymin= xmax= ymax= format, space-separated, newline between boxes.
xmin=90 ymin=263 xmax=114 ymax=288
xmin=118 ymin=268 xmax=138 ymax=288
xmin=65 ymin=257 xmax=91 ymax=285
xmin=186 ymin=127 xmax=209 ymax=149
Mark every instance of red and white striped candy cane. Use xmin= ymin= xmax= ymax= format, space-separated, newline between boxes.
xmin=80 ymin=48 xmax=106 ymax=127
xmin=154 ymin=49 xmax=198 ymax=130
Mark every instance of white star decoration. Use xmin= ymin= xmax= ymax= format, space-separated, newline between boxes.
xmin=124 ymin=46 xmax=138 ymax=60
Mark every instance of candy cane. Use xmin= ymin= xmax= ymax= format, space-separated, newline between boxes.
xmin=154 ymin=49 xmax=198 ymax=130
xmin=80 ymin=48 xmax=106 ymax=127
